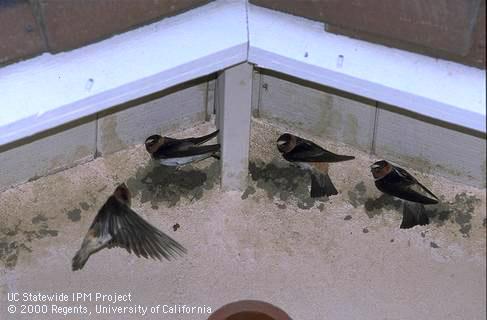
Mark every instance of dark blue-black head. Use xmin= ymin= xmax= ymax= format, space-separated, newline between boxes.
xmin=277 ymin=133 xmax=297 ymax=153
xmin=371 ymin=160 xmax=392 ymax=180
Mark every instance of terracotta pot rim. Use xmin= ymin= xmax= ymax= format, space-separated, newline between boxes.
xmin=208 ymin=300 xmax=292 ymax=320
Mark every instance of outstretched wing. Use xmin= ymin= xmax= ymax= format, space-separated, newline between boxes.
xmin=107 ymin=204 xmax=187 ymax=261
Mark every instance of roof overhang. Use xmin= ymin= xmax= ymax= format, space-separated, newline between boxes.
xmin=0 ymin=0 xmax=485 ymax=146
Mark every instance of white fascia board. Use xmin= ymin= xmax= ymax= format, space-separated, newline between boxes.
xmin=248 ymin=4 xmax=486 ymax=133
xmin=0 ymin=0 xmax=247 ymax=145
xmin=1 ymin=0 xmax=485 ymax=147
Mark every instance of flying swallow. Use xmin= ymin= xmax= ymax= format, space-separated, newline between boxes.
xmin=277 ymin=133 xmax=355 ymax=198
xmin=72 ymin=183 xmax=186 ymax=271
xmin=145 ymin=130 xmax=220 ymax=167
xmin=371 ymin=160 xmax=439 ymax=229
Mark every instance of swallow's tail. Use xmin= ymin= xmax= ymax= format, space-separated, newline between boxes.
xmin=72 ymin=249 xmax=90 ymax=271
xmin=327 ymin=154 xmax=355 ymax=163
xmin=71 ymin=230 xmax=108 ymax=271
xmin=191 ymin=130 xmax=219 ymax=145
xmin=310 ymin=172 xmax=338 ymax=198
xmin=337 ymin=154 xmax=355 ymax=161
xmin=400 ymin=202 xmax=429 ymax=229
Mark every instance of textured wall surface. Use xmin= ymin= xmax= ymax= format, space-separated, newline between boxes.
xmin=374 ymin=104 xmax=486 ymax=188
xmin=0 ymin=118 xmax=96 ymax=191
xmin=97 ymin=79 xmax=209 ymax=156
xmin=0 ymin=68 xmax=484 ymax=190
xmin=0 ymin=77 xmax=213 ymax=191
xmin=0 ymin=120 xmax=485 ymax=320
xmin=252 ymin=70 xmax=486 ymax=188
xmin=255 ymin=71 xmax=376 ymax=152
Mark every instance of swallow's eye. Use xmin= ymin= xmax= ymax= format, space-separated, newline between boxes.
xmin=121 ymin=192 xmax=129 ymax=201
xmin=371 ymin=160 xmax=387 ymax=169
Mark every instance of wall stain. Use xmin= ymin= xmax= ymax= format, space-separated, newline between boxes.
xmin=39 ymin=229 xmax=58 ymax=237
xmin=32 ymin=214 xmax=48 ymax=224
xmin=0 ymin=241 xmax=19 ymax=269
xmin=241 ymin=185 xmax=256 ymax=200
xmin=380 ymin=144 xmax=484 ymax=188
xmin=79 ymin=202 xmax=91 ymax=211
xmin=364 ymin=194 xmax=402 ymax=218
xmin=353 ymin=185 xmax=480 ymax=236
xmin=314 ymin=95 xmax=334 ymax=137
xmin=127 ymin=160 xmax=219 ymax=208
xmin=348 ymin=181 xmax=368 ymax=208
xmin=73 ymin=145 xmax=91 ymax=160
xmin=248 ymin=160 xmax=327 ymax=210
xmin=347 ymin=181 xmax=403 ymax=217
xmin=66 ymin=208 xmax=81 ymax=222
xmin=430 ymin=241 xmax=440 ymax=248
xmin=0 ymin=217 xmax=59 ymax=270
xmin=343 ymin=113 xmax=359 ymax=146
xmin=100 ymin=115 xmax=127 ymax=155
xmin=425 ymin=192 xmax=480 ymax=236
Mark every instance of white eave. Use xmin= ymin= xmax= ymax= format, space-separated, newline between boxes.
xmin=0 ymin=0 xmax=485 ymax=146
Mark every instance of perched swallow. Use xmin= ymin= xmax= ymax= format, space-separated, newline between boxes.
xmin=145 ymin=130 xmax=220 ymax=167
xmin=277 ymin=133 xmax=355 ymax=198
xmin=72 ymin=183 xmax=186 ymax=271
xmin=371 ymin=160 xmax=439 ymax=229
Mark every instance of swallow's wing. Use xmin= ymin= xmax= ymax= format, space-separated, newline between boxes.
xmin=184 ymin=130 xmax=219 ymax=145
xmin=163 ymin=130 xmax=218 ymax=147
xmin=285 ymin=140 xmax=354 ymax=162
xmin=394 ymin=166 xmax=418 ymax=184
xmin=107 ymin=205 xmax=186 ymax=261
xmin=283 ymin=140 xmax=322 ymax=161
xmin=395 ymin=167 xmax=439 ymax=203
xmin=162 ymin=144 xmax=220 ymax=158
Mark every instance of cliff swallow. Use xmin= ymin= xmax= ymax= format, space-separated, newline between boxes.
xmin=72 ymin=183 xmax=186 ymax=271
xmin=145 ymin=130 xmax=220 ymax=167
xmin=371 ymin=160 xmax=439 ymax=229
xmin=277 ymin=133 xmax=355 ymax=198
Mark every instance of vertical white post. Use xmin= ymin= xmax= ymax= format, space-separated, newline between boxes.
xmin=216 ymin=63 xmax=253 ymax=191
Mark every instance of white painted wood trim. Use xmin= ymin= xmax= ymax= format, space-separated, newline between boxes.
xmin=216 ymin=63 xmax=253 ymax=191
xmin=0 ymin=0 xmax=485 ymax=147
xmin=248 ymin=4 xmax=486 ymax=133
xmin=0 ymin=0 xmax=248 ymax=145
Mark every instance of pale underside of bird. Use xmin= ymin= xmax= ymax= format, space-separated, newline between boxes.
xmin=158 ymin=152 xmax=217 ymax=166
xmin=72 ymin=184 xmax=186 ymax=271
xmin=145 ymin=130 xmax=220 ymax=167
